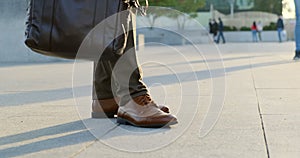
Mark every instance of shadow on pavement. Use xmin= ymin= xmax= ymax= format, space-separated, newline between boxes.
xmin=0 ymin=85 xmax=90 ymax=107
xmin=144 ymin=59 xmax=290 ymax=86
xmin=0 ymin=118 xmax=172 ymax=157
xmin=0 ymin=120 xmax=93 ymax=157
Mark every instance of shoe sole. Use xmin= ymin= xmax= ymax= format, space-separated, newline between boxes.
xmin=91 ymin=107 xmax=169 ymax=119
xmin=91 ymin=112 xmax=115 ymax=118
xmin=116 ymin=117 xmax=178 ymax=128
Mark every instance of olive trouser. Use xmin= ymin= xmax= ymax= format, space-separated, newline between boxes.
xmin=92 ymin=22 xmax=148 ymax=106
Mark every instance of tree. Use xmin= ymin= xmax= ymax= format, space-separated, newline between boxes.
xmin=170 ymin=0 xmax=206 ymax=18
xmin=204 ymin=0 xmax=236 ymax=14
xmin=200 ymin=0 xmax=282 ymax=15
xmin=138 ymin=0 xmax=175 ymax=29
xmin=147 ymin=0 xmax=206 ymax=31
xmin=253 ymin=0 xmax=283 ymax=15
xmin=172 ymin=0 xmax=206 ymax=31
xmin=227 ymin=0 xmax=235 ymax=18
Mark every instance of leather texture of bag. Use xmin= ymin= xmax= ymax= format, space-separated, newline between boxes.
xmin=25 ymin=0 xmax=132 ymax=59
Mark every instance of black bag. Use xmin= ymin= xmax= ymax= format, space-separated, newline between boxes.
xmin=25 ymin=0 xmax=136 ymax=59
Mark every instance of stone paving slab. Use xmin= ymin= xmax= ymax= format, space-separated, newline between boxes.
xmin=0 ymin=63 xmax=74 ymax=92
xmin=257 ymin=89 xmax=300 ymax=158
xmin=0 ymin=42 xmax=300 ymax=157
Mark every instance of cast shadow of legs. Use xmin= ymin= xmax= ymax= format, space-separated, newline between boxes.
xmin=0 ymin=118 xmax=172 ymax=157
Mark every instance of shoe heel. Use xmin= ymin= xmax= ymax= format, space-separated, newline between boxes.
xmin=116 ymin=117 xmax=128 ymax=125
xmin=91 ymin=112 xmax=115 ymax=118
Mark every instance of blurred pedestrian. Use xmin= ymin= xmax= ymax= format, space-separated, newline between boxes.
xmin=251 ymin=21 xmax=258 ymax=42
xmin=209 ymin=19 xmax=213 ymax=34
xmin=216 ymin=17 xmax=226 ymax=44
xmin=257 ymin=21 xmax=263 ymax=41
xmin=208 ymin=19 xmax=214 ymax=42
xmin=211 ymin=19 xmax=218 ymax=42
xmin=293 ymin=0 xmax=300 ymax=60
xmin=276 ymin=15 xmax=284 ymax=42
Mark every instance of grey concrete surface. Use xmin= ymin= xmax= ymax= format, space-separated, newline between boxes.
xmin=0 ymin=42 xmax=299 ymax=158
xmin=223 ymin=31 xmax=288 ymax=42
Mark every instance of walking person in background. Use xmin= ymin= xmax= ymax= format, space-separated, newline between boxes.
xmin=293 ymin=0 xmax=300 ymax=60
xmin=212 ymin=19 xmax=219 ymax=43
xmin=276 ymin=15 xmax=284 ymax=42
xmin=209 ymin=19 xmax=213 ymax=33
xmin=208 ymin=19 xmax=214 ymax=42
xmin=257 ymin=21 xmax=263 ymax=42
xmin=216 ymin=17 xmax=226 ymax=44
xmin=251 ymin=21 xmax=258 ymax=42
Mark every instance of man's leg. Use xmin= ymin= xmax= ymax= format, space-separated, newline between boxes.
xmin=111 ymin=28 xmax=149 ymax=106
xmin=92 ymin=12 xmax=171 ymax=118
xmin=221 ymin=32 xmax=225 ymax=43
xmin=93 ymin=62 xmax=114 ymax=100
xmin=278 ymin=28 xmax=282 ymax=42
xmin=255 ymin=32 xmax=258 ymax=42
xmin=216 ymin=33 xmax=220 ymax=43
xmin=92 ymin=27 xmax=149 ymax=117
xmin=295 ymin=0 xmax=300 ymax=58
xmin=111 ymin=16 xmax=177 ymax=127
xmin=92 ymin=59 xmax=119 ymax=118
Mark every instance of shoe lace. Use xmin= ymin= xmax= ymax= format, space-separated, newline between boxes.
xmin=133 ymin=95 xmax=153 ymax=106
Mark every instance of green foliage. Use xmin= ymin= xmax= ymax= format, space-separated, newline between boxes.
xmin=263 ymin=22 xmax=277 ymax=30
xmin=253 ymin=0 xmax=282 ymax=15
xmin=223 ymin=26 xmax=238 ymax=31
xmin=149 ymin=0 xmax=206 ymax=15
xmin=144 ymin=0 xmax=206 ymax=31
xmin=229 ymin=23 xmax=276 ymax=31
xmin=143 ymin=0 xmax=175 ymax=7
xmin=204 ymin=0 xmax=234 ymax=14
xmin=200 ymin=0 xmax=282 ymax=15
xmin=173 ymin=0 xmax=205 ymax=14
xmin=240 ymin=26 xmax=251 ymax=31
xmin=145 ymin=7 xmax=173 ymax=29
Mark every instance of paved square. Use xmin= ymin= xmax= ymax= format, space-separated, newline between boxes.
xmin=0 ymin=42 xmax=299 ymax=158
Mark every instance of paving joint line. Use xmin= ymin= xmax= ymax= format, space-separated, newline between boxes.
xmin=249 ymin=56 xmax=271 ymax=158
xmin=70 ymin=123 xmax=119 ymax=157
xmin=69 ymin=140 xmax=98 ymax=158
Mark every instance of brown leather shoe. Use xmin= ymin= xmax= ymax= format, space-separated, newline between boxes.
xmin=117 ymin=95 xmax=178 ymax=127
xmin=92 ymin=98 xmax=170 ymax=118
xmin=92 ymin=98 xmax=119 ymax=118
